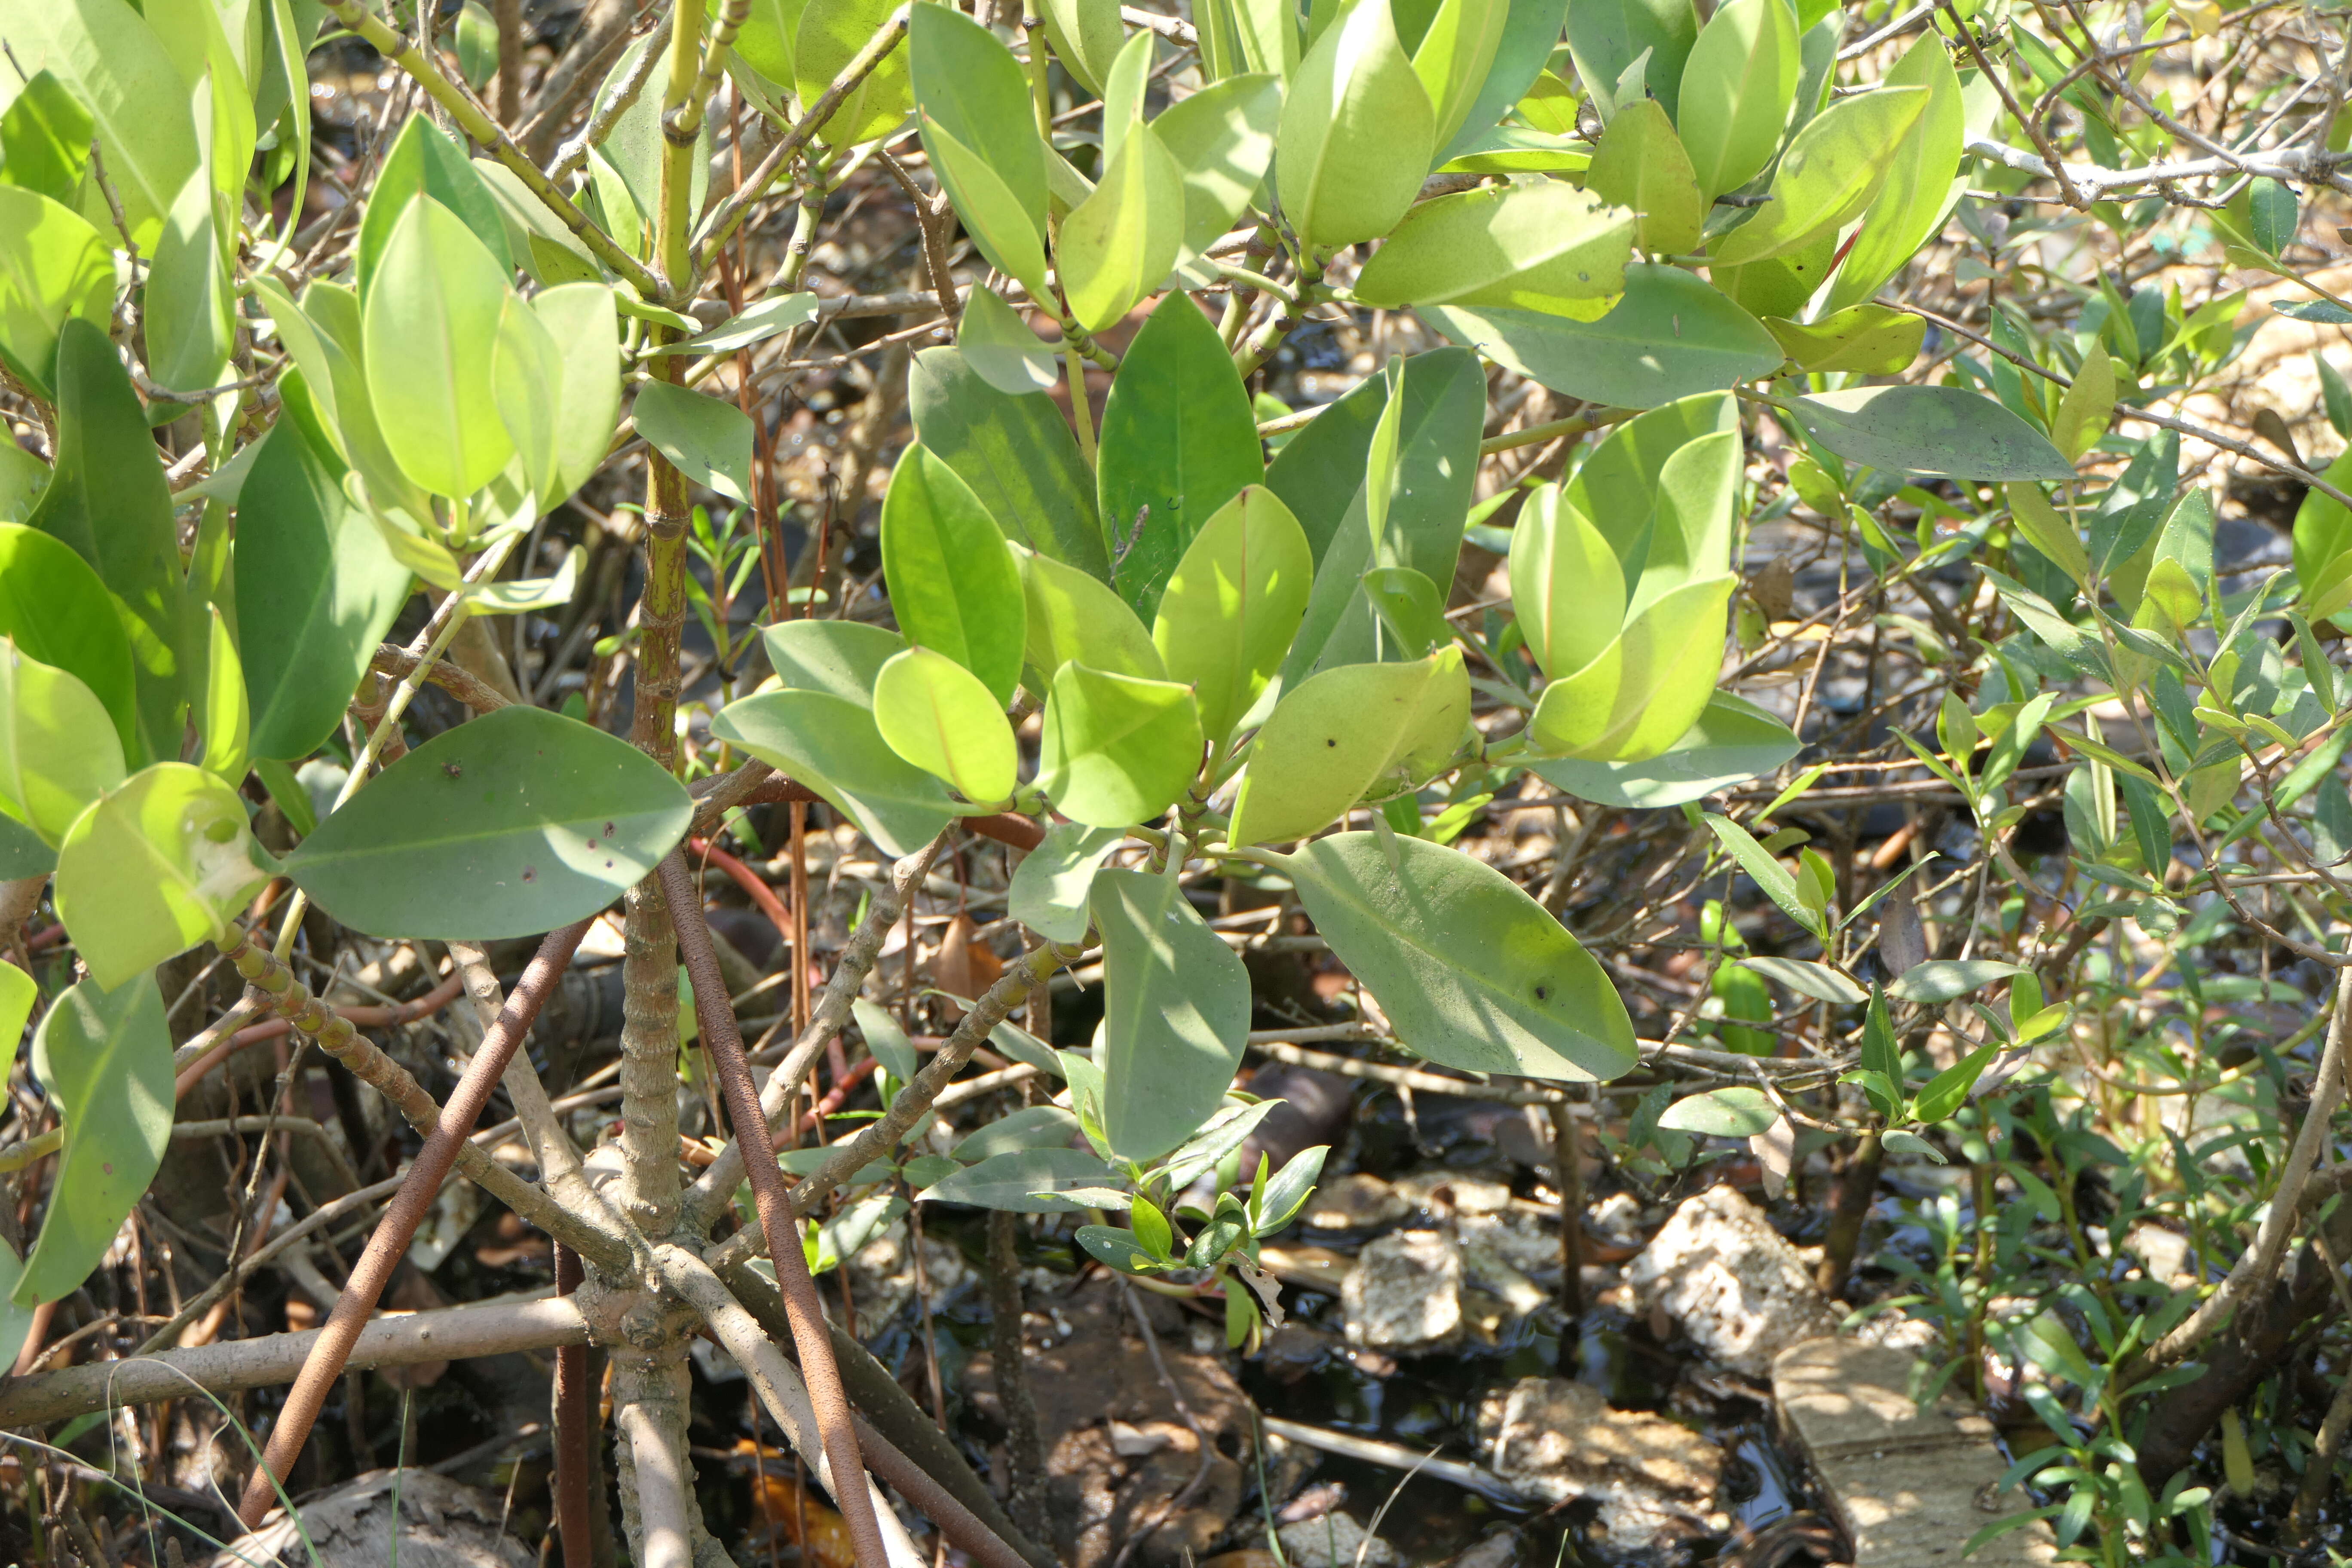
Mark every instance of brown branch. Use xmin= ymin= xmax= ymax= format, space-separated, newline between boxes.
xmin=553 ymin=1242 xmax=594 ymax=1568
xmin=370 ymin=644 xmax=510 ymax=714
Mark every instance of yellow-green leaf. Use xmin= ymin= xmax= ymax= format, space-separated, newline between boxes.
xmin=1057 ymin=122 xmax=1186 ymax=333
xmin=1353 ymin=179 xmax=1632 ymax=316
xmin=0 ymin=639 xmax=126 ymax=845
xmin=1277 ymin=0 xmax=1435 ymax=250
xmin=1584 ymin=100 xmax=1705 ymax=257
xmin=1710 ymin=86 xmax=1928 ymax=266
xmin=54 ymin=763 xmax=268 ymax=990
xmin=363 ymin=196 xmax=517 ymax=499
xmin=1675 ymin=0 xmax=1799 ymax=202
xmin=1036 ymin=662 xmax=1204 ymax=827
xmin=873 ymin=646 xmax=1020 ymax=807
xmin=1154 ymin=485 xmax=1314 ymax=746
xmin=1228 ymin=647 xmax=1470 ymax=845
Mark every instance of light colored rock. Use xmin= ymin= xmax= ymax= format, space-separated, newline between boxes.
xmin=1626 ymin=1186 xmax=1842 ymax=1377
xmin=1303 ymin=1173 xmax=1411 ymax=1231
xmin=1477 ymin=1377 xmax=1724 ymax=1548
xmin=1274 ymin=1511 xmax=1400 ymax=1568
xmin=1341 ymin=1229 xmax=1462 ymax=1352
xmin=1773 ymin=1337 xmax=2058 ymax=1568
xmin=214 ymin=1470 xmax=533 ymax=1568
xmin=1395 ymin=1170 xmax=1515 ymax=1216
xmin=2125 ymin=1222 xmax=2196 ymax=1287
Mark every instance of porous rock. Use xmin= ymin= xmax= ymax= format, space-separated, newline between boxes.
xmin=211 ymin=1470 xmax=533 ymax=1568
xmin=1477 ymin=1377 xmax=1725 ymax=1548
xmin=1341 ymin=1229 xmax=1462 ymax=1352
xmin=1626 ymin=1185 xmax=1843 ymax=1377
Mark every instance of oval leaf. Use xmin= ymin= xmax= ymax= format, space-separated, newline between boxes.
xmin=1353 ymin=180 xmax=1633 ymax=314
xmin=54 ymin=763 xmax=269 ymax=990
xmin=0 ymin=639 xmax=126 ymax=844
xmin=1277 ymin=0 xmax=1435 ymax=250
xmin=362 ymin=196 xmax=516 ymax=499
xmin=1091 ymin=867 xmax=1252 ymax=1161
xmin=713 ymin=688 xmax=957 ymax=858
xmin=1656 ymin=1085 xmax=1776 ymax=1136
xmin=1036 ymin=662 xmax=1204 ymax=828
xmin=1153 ymin=485 xmax=1314 ymax=747
xmin=882 ymin=444 xmax=1027 ymax=704
xmin=1782 ymin=386 xmax=2074 ymax=482
xmin=872 ymin=646 xmax=1019 ymax=807
xmin=1228 ymin=648 xmax=1471 ymax=846
xmin=1710 ymin=86 xmax=1928 ymax=266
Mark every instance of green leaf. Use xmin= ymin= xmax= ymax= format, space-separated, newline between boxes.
xmin=1075 ymin=1224 xmax=1161 ymax=1273
xmin=1764 ymin=304 xmax=1925 ymax=375
xmin=713 ymin=688 xmax=956 ymax=857
xmin=1007 ymin=821 xmax=1124 ymax=943
xmin=1279 ymin=830 xmax=1638 ymax=1080
xmin=956 ymin=288 xmax=1060 ymax=396
xmin=732 ymin=0 xmax=804 ymax=83
xmin=196 ymin=605 xmax=247 ymax=783
xmin=0 ymin=965 xmax=31 ymax=1064
xmin=1228 ymin=648 xmax=1470 ymax=845
xmin=282 ymin=706 xmax=692 ymax=940
xmin=1017 ymin=543 xmax=1165 ymax=687
xmin=634 ymin=379 xmax=755 ymax=505
xmin=642 ymin=292 xmax=821 ymax=358
xmin=1153 ymin=73 xmax=1282 ymax=270
xmin=796 ymin=0 xmax=914 ymax=146
xmin=850 ymin=996 xmax=919 ymax=1090
xmin=355 ymin=113 xmax=514 ymax=298
xmin=0 ymin=813 xmax=53 ymax=879
xmin=760 ymin=619 xmax=903 ymax=701
xmin=1675 ymin=0 xmax=1798 ymax=201
xmin=0 ymin=639 xmax=125 ymax=843
xmin=1253 ymin=1143 xmax=1329 ymax=1234
xmin=1820 ymin=31 xmax=1964 ymax=312
xmin=1583 ymin=100 xmax=1703 ymax=256
xmin=1354 ymin=180 xmax=1632 ymax=315
xmin=1887 ymin=958 xmax=2028 ymax=1006
xmin=872 ymin=646 xmax=1019 ymax=807
xmin=1509 ymin=486 xmax=1623 ymax=680
xmin=28 ymin=319 xmax=189 ymax=768
xmin=1657 ymin=1085 xmax=1776 ymax=1136
xmin=1911 ymin=1041 xmax=1998 ymax=1124
xmin=1057 ymin=122 xmax=1185 ymax=333
xmin=1530 ymin=689 xmax=1798 ymax=807
xmin=233 ymin=423 xmax=412 ymax=762
xmin=1037 ymin=662 xmax=1204 ymax=827
xmin=1091 ymin=866 xmax=1251 ymax=1161
xmin=2294 ymin=450 xmax=2352 ymax=622
xmin=1277 ymin=0 xmax=1435 ymax=249
xmin=1528 ymin=576 xmax=1734 ymax=761
xmin=262 ymin=278 xmax=436 ymax=528
xmin=912 ymin=6 xmax=1049 ymax=295
xmin=921 ymin=1146 xmax=1125 ymax=1212
xmin=54 ymin=763 xmax=267 ymax=990
xmin=0 ymin=523 xmax=136 ymax=756
xmin=1781 ymin=386 xmax=2074 ymax=482
xmin=0 ymin=187 xmax=114 ymax=402
xmin=1411 ymin=0 xmax=1509 ymax=153
xmin=1266 ymin=346 xmax=1483 ymax=571
xmin=953 ymin=1104 xmax=1085 ymax=1163
xmin=2051 ymin=348 xmax=2114 ymax=465
xmin=0 ymin=70 xmax=95 ymax=208
xmin=0 ymin=444 xmax=46 ymax=525
xmin=882 ymin=445 xmax=1026 ymax=704
xmin=2247 ymin=177 xmax=2297 ymax=257
xmin=1702 ymin=812 xmax=1819 ymax=936
xmin=1877 ymin=1127 xmax=1944 ymax=1163
xmin=14 ymin=974 xmax=172 ymax=1306
xmin=490 ymin=293 xmax=565 ymax=504
xmin=1739 ymin=955 xmax=1868 ymax=1005
xmin=1421 ymin=265 xmax=1781 ymax=409
xmin=1710 ymin=86 xmax=1927 ymax=266
xmin=910 ymin=347 xmax=1107 ymax=578
xmin=363 ymin=196 xmax=516 ymax=499
xmin=1566 ymin=0 xmax=1698 ymax=120
xmin=0 ymin=0 xmax=198 ymax=248
xmin=1153 ymin=485 xmax=1314 ymax=746
xmin=1100 ymin=294 xmax=1267 ymax=616
xmin=1037 ymin=0 xmax=1124 ymax=93
xmin=2005 ymin=483 xmax=2091 ymax=591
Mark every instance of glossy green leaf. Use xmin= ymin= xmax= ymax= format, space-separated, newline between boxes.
xmin=363 ymin=196 xmax=516 ymax=499
xmin=54 ymin=763 xmax=268 ymax=989
xmin=1058 ymin=122 xmax=1185 ymax=333
xmin=1007 ymin=822 xmax=1125 ymax=943
xmin=28 ymin=318 xmax=188 ymax=767
xmin=1509 ymin=486 xmax=1623 ymax=680
xmin=1435 ymin=0 xmax=1572 ymax=160
xmin=1038 ymin=0 xmax=1124 ymax=94
xmin=1421 ymin=265 xmax=1781 ymax=409
xmin=142 ymin=165 xmax=234 ymax=397
xmin=1765 ymin=304 xmax=1925 ymax=375
xmin=355 ymin=114 xmax=514 ymax=297
xmin=957 ymin=288 xmax=1060 ymax=397
xmin=0 ymin=639 xmax=125 ymax=843
xmin=0 ymin=187 xmax=113 ymax=402
xmin=0 ymin=523 xmax=135 ymax=755
xmin=491 ymin=292 xmax=564 ymax=503
xmin=1412 ymin=0 xmax=1509 ymax=153
xmin=262 ymin=278 xmax=435 ymax=527
xmin=1154 ymin=485 xmax=1313 ymax=746
xmin=1018 ymin=544 xmax=1166 ymax=686
xmin=910 ymin=347 xmax=1107 ymax=578
xmin=873 ymin=646 xmax=1019 ymax=807
xmin=0 ymin=0 xmax=198 ymax=248
xmin=2294 ymin=450 xmax=2352 ymax=619
xmin=2052 ymin=349 xmax=2116 ymax=467
xmin=714 ymin=688 xmax=957 ymax=857
xmin=1675 ymin=0 xmax=1798 ymax=201
xmin=1100 ymin=295 xmax=1266 ymax=616
xmin=1264 ymin=347 xmax=1482 ymax=570
xmin=0 ymin=70 xmax=95 ymax=208
xmin=920 ymin=1146 xmax=1125 ymax=1212
xmin=1657 ymin=1085 xmax=1776 ymax=1136
xmin=1566 ymin=0 xmax=1697 ymax=119
xmin=197 ymin=605 xmax=247 ymax=783
xmin=634 ymin=380 xmax=755 ymax=504
xmin=283 ymin=706 xmax=692 ymax=939
xmin=1037 ymin=663 xmax=1204 ymax=827
xmin=1528 ymin=576 xmax=1734 ymax=761
xmin=1565 ymin=389 xmax=1738 ymax=549
xmin=1712 ymin=228 xmax=1838 ymax=319
xmin=14 ymin=974 xmax=171 ymax=1306
xmin=1101 ymin=29 xmax=1154 ymax=164
xmin=1710 ymin=86 xmax=1928 ymax=266
xmin=1911 ymin=1041 xmax=1998 ymax=1124
xmin=1781 ymin=386 xmax=2074 ymax=482
xmin=0 ymin=445 xmax=46 ymax=525
xmin=1887 ymin=959 xmax=2028 ymax=1006
xmin=1703 ymin=811 xmax=1817 ymax=934
xmin=732 ymin=0 xmax=805 ymax=83
xmin=1353 ymin=180 xmax=1632 ymax=315
xmin=760 ymin=619 xmax=905 ymax=702
xmin=529 ymin=283 xmax=623 ymax=505
xmin=1154 ymin=74 xmax=1282 ymax=269
xmin=1091 ymin=866 xmax=1251 ymax=1160
xmin=0 ymin=965 xmax=31 ymax=1064
xmin=1739 ymin=954 xmax=1868 ymax=1006
xmin=1530 ymin=690 xmax=1798 ymax=807
xmin=1278 ymin=0 xmax=1436 ymax=250
xmin=912 ymin=6 xmax=1050 ymax=294
xmin=1820 ymin=32 xmax=1964 ymax=312
xmin=233 ymin=424 xmax=410 ymax=761
xmin=472 ymin=156 xmax=602 ymax=287
xmin=1228 ymin=648 xmax=1470 ymax=845
xmin=1583 ymin=100 xmax=1703 ymax=256
xmin=796 ymin=0 xmax=914 ymax=146
xmin=1282 ymin=830 xmax=1636 ymax=1079
xmin=882 ymin=445 xmax=1026 ymax=704
xmin=644 ymin=293 xmax=821 ymax=358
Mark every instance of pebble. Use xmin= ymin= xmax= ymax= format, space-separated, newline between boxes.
xmin=1341 ymin=1229 xmax=1463 ymax=1353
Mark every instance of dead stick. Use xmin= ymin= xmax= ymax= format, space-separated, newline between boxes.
xmin=554 ymin=1241 xmax=593 ymax=1568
